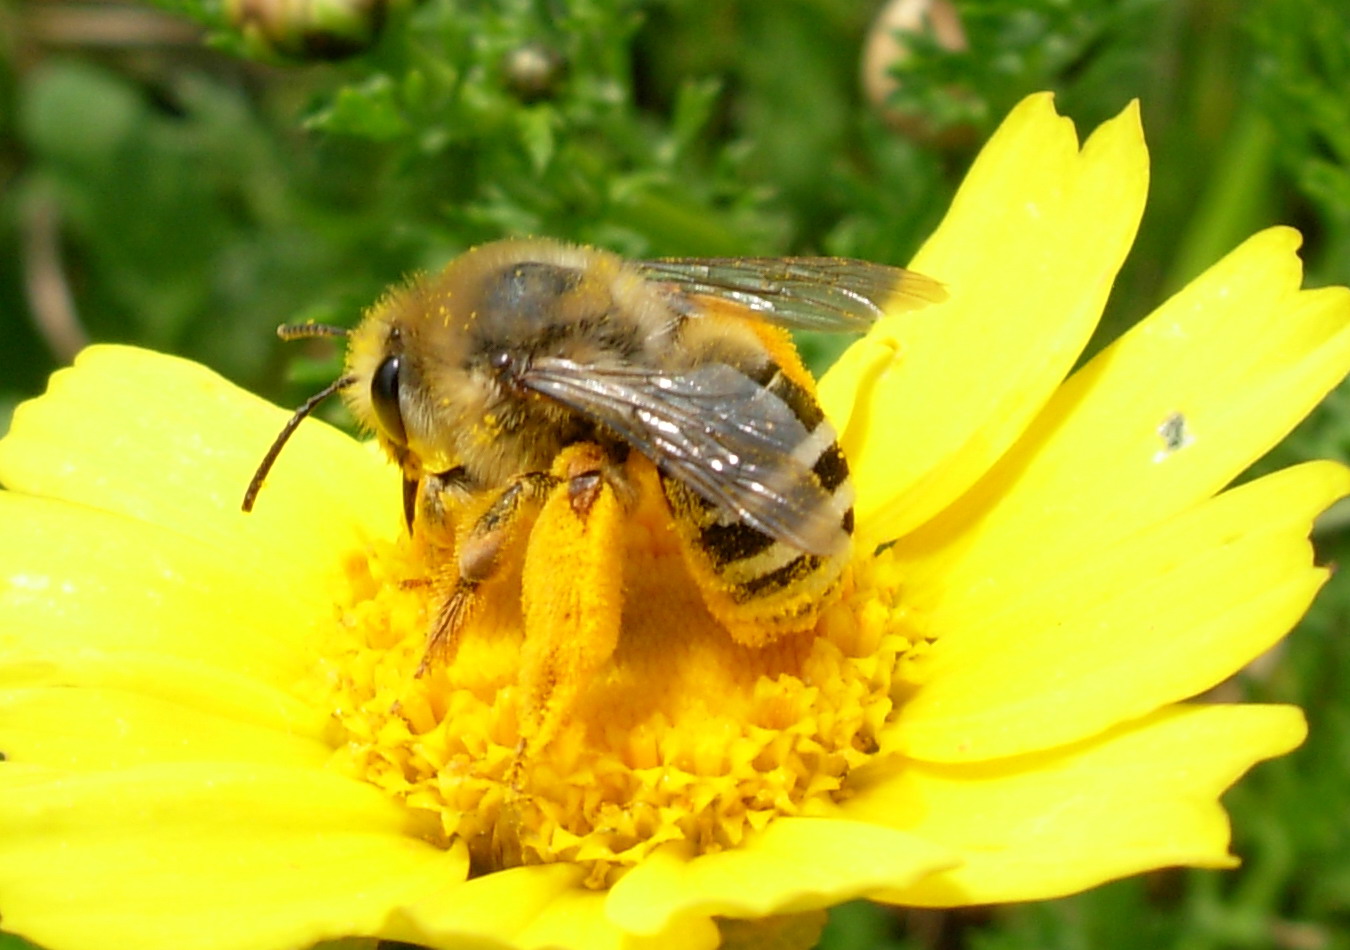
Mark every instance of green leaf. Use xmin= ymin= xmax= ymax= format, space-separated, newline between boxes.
xmin=516 ymin=106 xmax=557 ymax=175
xmin=306 ymin=74 xmax=412 ymax=140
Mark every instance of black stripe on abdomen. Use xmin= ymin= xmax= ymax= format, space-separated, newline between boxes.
xmin=700 ymin=518 xmax=777 ymax=566
xmin=811 ymin=442 xmax=848 ymax=492
xmin=729 ymin=551 xmax=821 ymax=602
xmin=748 ymin=361 xmax=826 ymax=432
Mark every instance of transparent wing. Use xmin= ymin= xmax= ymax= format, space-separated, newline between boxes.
xmin=520 ymin=357 xmax=846 ymax=555
xmin=637 ymin=256 xmax=945 ymax=331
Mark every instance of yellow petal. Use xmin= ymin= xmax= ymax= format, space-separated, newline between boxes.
xmin=0 ymin=685 xmax=331 ymax=771
xmin=893 ymin=229 xmax=1350 ymax=618
xmin=888 ymin=461 xmax=1346 ymax=761
xmin=605 ymin=818 xmax=956 ymax=936
xmin=394 ymin=866 xmax=719 ymax=950
xmin=821 ymin=94 xmax=1148 ymax=545
xmin=0 ymin=345 xmax=400 ymax=591
xmin=0 ymin=491 xmax=331 ymax=690
xmin=0 ymin=762 xmax=463 ymax=950
xmin=518 ymin=890 xmax=718 ymax=950
xmin=844 ymin=704 xmax=1304 ymax=905
xmin=0 ymin=650 xmax=329 ymax=745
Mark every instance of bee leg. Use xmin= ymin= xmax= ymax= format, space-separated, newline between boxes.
xmin=416 ymin=579 xmax=477 ymax=677
xmin=410 ymin=464 xmax=476 ymax=546
xmin=416 ymin=472 xmax=559 ymax=676
xmin=567 ymin=470 xmax=603 ymax=514
xmin=516 ymin=446 xmax=627 ymax=753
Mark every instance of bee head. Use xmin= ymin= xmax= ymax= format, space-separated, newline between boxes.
xmin=341 ymin=270 xmax=493 ymax=481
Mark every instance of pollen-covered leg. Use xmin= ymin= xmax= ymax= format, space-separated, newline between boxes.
xmin=517 ymin=444 xmax=627 ymax=752
xmin=418 ymin=471 xmax=559 ymax=674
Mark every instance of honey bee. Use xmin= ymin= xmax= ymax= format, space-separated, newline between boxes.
xmin=243 ymin=239 xmax=942 ymax=680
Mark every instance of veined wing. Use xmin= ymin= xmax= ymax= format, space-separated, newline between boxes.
xmin=637 ymin=256 xmax=945 ymax=331
xmin=520 ymin=357 xmax=847 ymax=556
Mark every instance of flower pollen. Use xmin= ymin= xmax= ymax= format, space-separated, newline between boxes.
xmin=312 ymin=463 xmax=914 ymax=889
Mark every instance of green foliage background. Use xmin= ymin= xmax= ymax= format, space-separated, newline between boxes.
xmin=3 ymin=0 xmax=1350 ymax=947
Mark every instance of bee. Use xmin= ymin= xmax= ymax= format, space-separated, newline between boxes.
xmin=243 ymin=239 xmax=942 ymax=679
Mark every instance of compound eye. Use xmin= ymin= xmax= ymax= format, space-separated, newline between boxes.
xmin=370 ymin=354 xmax=408 ymax=446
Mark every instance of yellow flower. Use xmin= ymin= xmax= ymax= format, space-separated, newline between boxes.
xmin=3 ymin=93 xmax=1349 ymax=950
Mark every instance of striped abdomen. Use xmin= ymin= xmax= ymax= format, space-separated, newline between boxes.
xmin=659 ymin=358 xmax=854 ymax=647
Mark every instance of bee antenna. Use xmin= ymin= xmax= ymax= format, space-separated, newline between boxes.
xmin=241 ymin=374 xmax=357 ymax=513
xmin=277 ymin=322 xmax=351 ymax=341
